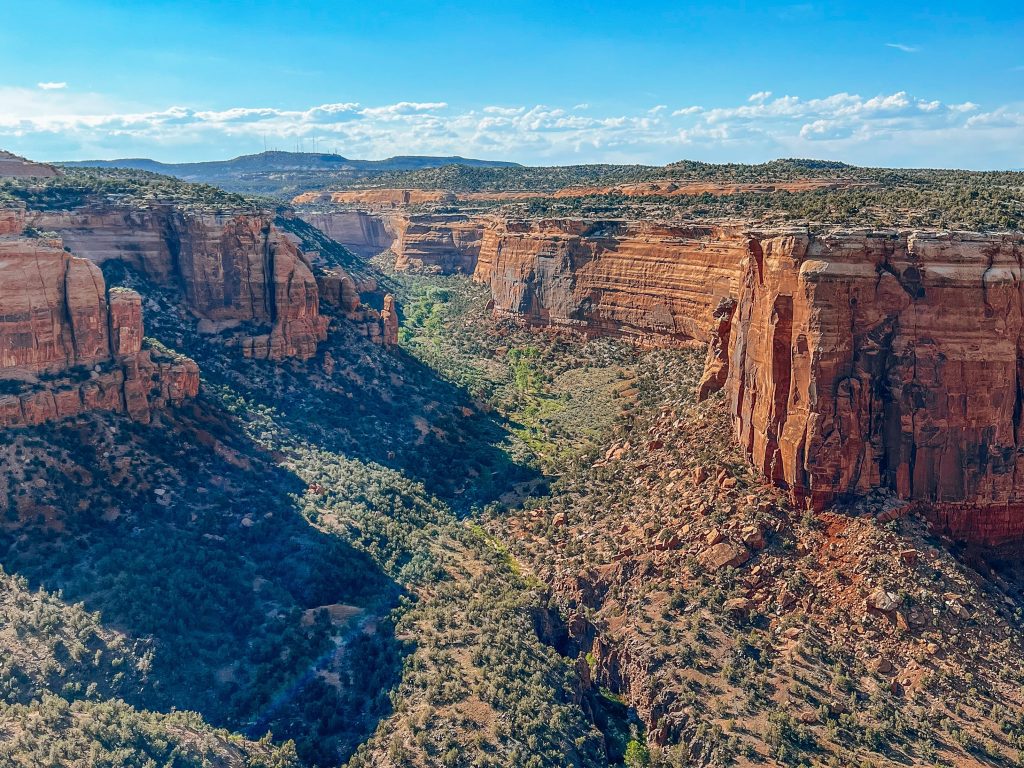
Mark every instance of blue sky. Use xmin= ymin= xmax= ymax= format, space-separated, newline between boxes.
xmin=1 ymin=0 xmax=1022 ymax=168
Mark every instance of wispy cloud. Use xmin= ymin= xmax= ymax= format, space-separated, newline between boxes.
xmin=37 ymin=82 xmax=67 ymax=90
xmin=886 ymin=43 xmax=920 ymax=53
xmin=0 ymin=86 xmax=1018 ymax=168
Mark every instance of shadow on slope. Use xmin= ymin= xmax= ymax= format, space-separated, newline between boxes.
xmin=0 ymin=404 xmax=405 ymax=767
xmin=100 ymin=260 xmax=544 ymax=514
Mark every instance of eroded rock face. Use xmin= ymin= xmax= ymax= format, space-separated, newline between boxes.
xmin=475 ymin=215 xmax=1024 ymax=547
xmin=0 ymin=207 xmax=25 ymax=235
xmin=474 ymin=219 xmax=746 ymax=344
xmin=381 ymin=294 xmax=399 ymax=346
xmin=0 ymin=234 xmax=198 ymax=428
xmin=392 ymin=214 xmax=483 ymax=273
xmin=293 ymin=189 xmax=455 ymax=207
xmin=724 ymin=229 xmax=1024 ymax=544
xmin=30 ymin=208 xmax=328 ymax=360
xmin=296 ymin=210 xmax=396 ymax=256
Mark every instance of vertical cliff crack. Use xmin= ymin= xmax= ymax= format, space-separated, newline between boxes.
xmin=263 ymin=228 xmax=277 ymax=325
xmin=61 ymin=258 xmax=80 ymax=364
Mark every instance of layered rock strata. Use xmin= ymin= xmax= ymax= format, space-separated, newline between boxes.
xmin=293 ymin=189 xmax=455 ymax=207
xmin=297 ymin=210 xmax=397 ymax=256
xmin=0 ymin=230 xmax=198 ymax=428
xmin=30 ymin=208 xmax=328 ymax=360
xmin=295 ymin=209 xmax=483 ymax=273
xmin=473 ymin=219 xmax=746 ymax=344
xmin=721 ymin=229 xmax=1024 ymax=545
xmin=392 ymin=214 xmax=483 ymax=273
xmin=467 ymin=214 xmax=1024 ymax=546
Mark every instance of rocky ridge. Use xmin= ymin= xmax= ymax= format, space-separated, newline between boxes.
xmin=0 ymin=207 xmax=198 ymax=428
xmin=28 ymin=205 xmax=400 ymax=358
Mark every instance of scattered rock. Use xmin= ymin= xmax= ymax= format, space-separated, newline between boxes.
xmin=701 ymin=542 xmax=750 ymax=571
xmin=867 ymin=589 xmax=901 ymax=613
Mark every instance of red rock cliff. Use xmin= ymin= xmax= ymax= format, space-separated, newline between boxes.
xmin=392 ymin=214 xmax=482 ymax=273
xmin=722 ymin=229 xmax=1024 ymax=545
xmin=30 ymin=208 xmax=328 ymax=360
xmin=472 ymin=215 xmax=1024 ymax=547
xmin=0 ymin=233 xmax=198 ymax=428
xmin=473 ymin=219 xmax=746 ymax=344
xmin=297 ymin=210 xmax=396 ymax=256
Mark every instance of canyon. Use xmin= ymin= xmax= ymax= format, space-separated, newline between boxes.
xmin=0 ymin=197 xmax=400 ymax=429
xmin=302 ymin=202 xmax=1024 ymax=545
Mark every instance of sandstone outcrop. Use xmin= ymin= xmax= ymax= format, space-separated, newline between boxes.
xmin=0 ymin=233 xmax=198 ymax=428
xmin=721 ymin=229 xmax=1024 ymax=546
xmin=295 ymin=209 xmax=484 ymax=273
xmin=0 ymin=150 xmax=59 ymax=178
xmin=315 ymin=266 xmax=397 ymax=345
xmin=30 ymin=208 xmax=328 ymax=360
xmin=297 ymin=210 xmax=397 ymax=256
xmin=293 ymin=189 xmax=455 ymax=207
xmin=381 ymin=294 xmax=399 ymax=346
xmin=0 ymin=206 xmax=25 ymax=235
xmin=474 ymin=219 xmax=745 ymax=344
xmin=392 ymin=214 xmax=483 ymax=273
xmin=470 ymin=214 xmax=1024 ymax=547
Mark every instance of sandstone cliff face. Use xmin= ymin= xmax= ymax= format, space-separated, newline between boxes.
xmin=472 ymin=215 xmax=1024 ymax=547
xmin=31 ymin=208 xmax=328 ymax=360
xmin=474 ymin=219 xmax=745 ymax=344
xmin=722 ymin=229 xmax=1024 ymax=545
xmin=0 ymin=235 xmax=198 ymax=428
xmin=392 ymin=214 xmax=483 ymax=273
xmin=0 ymin=207 xmax=25 ymax=235
xmin=293 ymin=189 xmax=455 ymax=207
xmin=295 ymin=209 xmax=484 ymax=273
xmin=296 ymin=210 xmax=396 ymax=256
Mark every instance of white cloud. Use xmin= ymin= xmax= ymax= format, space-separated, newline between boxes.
xmin=37 ymin=82 xmax=67 ymax=90
xmin=886 ymin=43 xmax=920 ymax=53
xmin=0 ymin=86 xmax=1020 ymax=168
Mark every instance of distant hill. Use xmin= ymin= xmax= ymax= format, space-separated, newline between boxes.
xmin=0 ymin=150 xmax=60 ymax=178
xmin=61 ymin=151 xmax=521 ymax=196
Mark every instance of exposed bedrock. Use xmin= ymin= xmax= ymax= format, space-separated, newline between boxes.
xmin=474 ymin=219 xmax=747 ymax=344
xmin=295 ymin=208 xmax=482 ymax=274
xmin=296 ymin=210 xmax=397 ymax=257
xmin=0 ymin=232 xmax=198 ymax=428
xmin=464 ymin=215 xmax=1024 ymax=547
xmin=391 ymin=214 xmax=482 ymax=273
xmin=30 ymin=207 xmax=329 ymax=360
xmin=723 ymin=229 xmax=1024 ymax=546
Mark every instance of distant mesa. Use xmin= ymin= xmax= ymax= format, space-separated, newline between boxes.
xmin=60 ymin=150 xmax=520 ymax=190
xmin=0 ymin=150 xmax=60 ymax=178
